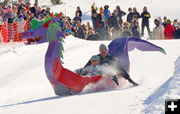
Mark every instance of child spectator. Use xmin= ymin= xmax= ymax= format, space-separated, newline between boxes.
xmin=121 ymin=22 xmax=132 ymax=37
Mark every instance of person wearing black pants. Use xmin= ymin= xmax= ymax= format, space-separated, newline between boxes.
xmin=141 ymin=6 xmax=151 ymax=37
xmin=84 ymin=44 xmax=138 ymax=86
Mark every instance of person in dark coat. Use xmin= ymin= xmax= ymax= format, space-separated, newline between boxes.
xmin=162 ymin=16 xmax=167 ymax=27
xmin=96 ymin=22 xmax=107 ymax=40
xmin=173 ymin=24 xmax=180 ymax=39
xmin=41 ymin=7 xmax=51 ymax=17
xmin=107 ymin=12 xmax=119 ymax=29
xmin=140 ymin=6 xmax=151 ymax=36
xmin=132 ymin=7 xmax=140 ymax=18
xmin=30 ymin=3 xmax=38 ymax=18
xmin=91 ymin=2 xmax=98 ymax=17
xmin=84 ymin=44 xmax=138 ymax=86
xmin=76 ymin=21 xmax=85 ymax=39
xmin=91 ymin=12 xmax=98 ymax=30
xmin=73 ymin=12 xmax=82 ymax=23
xmin=131 ymin=16 xmax=141 ymax=38
xmin=108 ymin=12 xmax=120 ymax=39
xmin=76 ymin=6 xmax=82 ymax=17
xmin=116 ymin=5 xmax=126 ymax=26
xmin=127 ymin=7 xmax=133 ymax=23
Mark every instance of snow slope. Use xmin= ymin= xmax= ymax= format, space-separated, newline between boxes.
xmin=0 ymin=36 xmax=180 ymax=114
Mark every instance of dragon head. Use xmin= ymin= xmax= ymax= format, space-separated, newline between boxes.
xmin=22 ymin=16 xmax=64 ymax=44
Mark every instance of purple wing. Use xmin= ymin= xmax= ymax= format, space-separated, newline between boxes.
xmin=108 ymin=37 xmax=166 ymax=72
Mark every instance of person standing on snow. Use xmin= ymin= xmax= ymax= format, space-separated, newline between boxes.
xmin=84 ymin=44 xmax=138 ymax=86
xmin=140 ymin=6 xmax=151 ymax=37
xmin=76 ymin=6 xmax=82 ymax=17
xmin=152 ymin=19 xmax=164 ymax=40
xmin=164 ymin=19 xmax=175 ymax=40
xmin=127 ymin=7 xmax=133 ymax=23
xmin=116 ymin=5 xmax=126 ymax=27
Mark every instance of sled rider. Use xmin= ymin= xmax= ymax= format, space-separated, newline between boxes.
xmin=84 ymin=43 xmax=138 ymax=86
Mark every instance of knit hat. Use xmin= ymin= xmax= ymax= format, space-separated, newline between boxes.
xmin=166 ymin=19 xmax=171 ymax=23
xmin=91 ymin=55 xmax=100 ymax=61
xmin=99 ymin=44 xmax=108 ymax=51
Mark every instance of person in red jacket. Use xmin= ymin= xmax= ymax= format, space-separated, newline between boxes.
xmin=164 ymin=19 xmax=175 ymax=39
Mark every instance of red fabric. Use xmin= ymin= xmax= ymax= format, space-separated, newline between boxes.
xmin=0 ymin=23 xmax=8 ymax=42
xmin=53 ymin=59 xmax=103 ymax=92
xmin=7 ymin=22 xmax=18 ymax=42
xmin=164 ymin=24 xmax=175 ymax=39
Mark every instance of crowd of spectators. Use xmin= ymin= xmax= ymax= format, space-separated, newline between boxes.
xmin=0 ymin=1 xmax=180 ymax=42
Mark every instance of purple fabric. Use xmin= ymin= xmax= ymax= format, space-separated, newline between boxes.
xmin=22 ymin=24 xmax=64 ymax=44
xmin=45 ymin=41 xmax=62 ymax=86
xmin=108 ymin=37 xmax=165 ymax=72
xmin=128 ymin=37 xmax=164 ymax=52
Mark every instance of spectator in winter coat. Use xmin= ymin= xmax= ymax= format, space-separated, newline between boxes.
xmin=108 ymin=12 xmax=120 ymax=39
xmin=84 ymin=44 xmax=138 ymax=86
xmin=41 ymin=7 xmax=51 ymax=17
xmin=172 ymin=19 xmax=178 ymax=28
xmin=132 ymin=7 xmax=140 ymax=18
xmin=96 ymin=22 xmax=107 ymax=40
xmin=81 ymin=55 xmax=102 ymax=76
xmin=91 ymin=2 xmax=98 ymax=17
xmin=127 ymin=7 xmax=133 ymax=23
xmin=140 ymin=6 xmax=151 ymax=36
xmin=76 ymin=21 xmax=85 ymax=39
xmin=130 ymin=15 xmax=140 ymax=38
xmin=164 ymin=19 xmax=175 ymax=39
xmin=121 ymin=22 xmax=132 ymax=37
xmin=99 ymin=7 xmax=104 ymax=16
xmin=30 ymin=3 xmax=38 ymax=18
xmin=76 ymin=6 xmax=82 ymax=17
xmin=162 ymin=16 xmax=167 ymax=27
xmin=107 ymin=12 xmax=119 ymax=29
xmin=173 ymin=24 xmax=180 ymax=39
xmin=152 ymin=19 xmax=164 ymax=40
xmin=25 ymin=2 xmax=31 ymax=15
xmin=91 ymin=12 xmax=98 ymax=30
xmin=73 ymin=12 xmax=82 ymax=23
xmin=116 ymin=5 xmax=126 ymax=26
xmin=103 ymin=5 xmax=111 ymax=22
xmin=96 ymin=12 xmax=104 ymax=28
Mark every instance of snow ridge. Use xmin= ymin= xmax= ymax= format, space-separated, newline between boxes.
xmin=143 ymin=56 xmax=180 ymax=114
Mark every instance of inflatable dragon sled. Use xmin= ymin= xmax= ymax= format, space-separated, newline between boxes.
xmin=22 ymin=16 xmax=166 ymax=96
